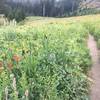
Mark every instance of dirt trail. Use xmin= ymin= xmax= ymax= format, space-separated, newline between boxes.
xmin=87 ymin=34 xmax=100 ymax=100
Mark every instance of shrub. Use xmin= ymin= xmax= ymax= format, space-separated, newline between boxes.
xmin=14 ymin=9 xmax=25 ymax=22
xmin=4 ymin=8 xmax=26 ymax=22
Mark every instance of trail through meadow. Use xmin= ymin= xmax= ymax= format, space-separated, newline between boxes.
xmin=88 ymin=34 xmax=100 ymax=100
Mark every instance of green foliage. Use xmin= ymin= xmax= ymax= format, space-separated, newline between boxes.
xmin=5 ymin=8 xmax=25 ymax=22
xmin=78 ymin=8 xmax=100 ymax=16
xmin=83 ymin=19 xmax=100 ymax=49
xmin=0 ymin=21 xmax=92 ymax=100
xmin=14 ymin=9 xmax=25 ymax=22
xmin=92 ymin=23 xmax=100 ymax=49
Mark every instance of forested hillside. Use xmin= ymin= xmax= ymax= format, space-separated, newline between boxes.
xmin=0 ymin=0 xmax=100 ymax=17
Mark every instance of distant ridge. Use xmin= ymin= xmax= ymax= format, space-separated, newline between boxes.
xmin=83 ymin=0 xmax=100 ymax=9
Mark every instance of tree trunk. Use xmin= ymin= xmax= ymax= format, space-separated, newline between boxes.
xmin=43 ymin=3 xmax=46 ymax=16
xmin=72 ymin=1 xmax=75 ymax=14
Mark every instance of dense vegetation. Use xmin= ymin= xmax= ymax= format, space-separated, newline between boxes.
xmin=0 ymin=15 xmax=99 ymax=99
xmin=88 ymin=20 xmax=100 ymax=49
xmin=5 ymin=8 xmax=25 ymax=22
xmin=0 ymin=1 xmax=100 ymax=99
xmin=0 ymin=0 xmax=100 ymax=19
xmin=5 ymin=0 xmax=84 ymax=17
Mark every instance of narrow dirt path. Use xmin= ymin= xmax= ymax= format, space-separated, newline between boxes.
xmin=87 ymin=34 xmax=100 ymax=100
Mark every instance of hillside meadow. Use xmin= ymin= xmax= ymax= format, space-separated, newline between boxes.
xmin=0 ymin=14 xmax=100 ymax=100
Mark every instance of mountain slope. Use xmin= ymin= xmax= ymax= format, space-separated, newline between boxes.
xmin=83 ymin=0 xmax=100 ymax=9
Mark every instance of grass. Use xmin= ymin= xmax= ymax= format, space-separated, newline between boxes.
xmin=0 ymin=17 xmax=4 ymax=26
xmin=0 ymin=14 xmax=100 ymax=100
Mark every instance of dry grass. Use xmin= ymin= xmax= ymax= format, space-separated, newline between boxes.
xmin=0 ymin=17 xmax=4 ymax=26
xmin=23 ymin=14 xmax=100 ymax=27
